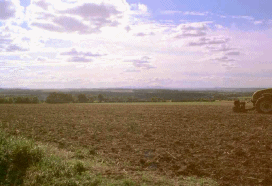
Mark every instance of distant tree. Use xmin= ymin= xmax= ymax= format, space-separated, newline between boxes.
xmin=14 ymin=97 xmax=23 ymax=103
xmin=151 ymin=97 xmax=158 ymax=102
xmin=23 ymin=97 xmax=31 ymax=104
xmin=98 ymin=94 xmax=104 ymax=103
xmin=88 ymin=96 xmax=94 ymax=103
xmin=46 ymin=92 xmax=75 ymax=103
xmin=7 ymin=97 xmax=13 ymax=104
xmin=32 ymin=96 xmax=39 ymax=104
xmin=78 ymin=94 xmax=88 ymax=103
xmin=0 ymin=98 xmax=5 ymax=104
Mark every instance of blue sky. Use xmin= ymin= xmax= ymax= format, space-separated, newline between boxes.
xmin=127 ymin=0 xmax=272 ymax=18
xmin=0 ymin=0 xmax=272 ymax=89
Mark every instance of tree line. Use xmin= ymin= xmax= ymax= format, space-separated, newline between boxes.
xmin=0 ymin=89 xmax=256 ymax=104
xmin=0 ymin=97 xmax=39 ymax=104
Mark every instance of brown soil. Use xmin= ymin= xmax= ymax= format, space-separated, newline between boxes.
xmin=1 ymin=102 xmax=272 ymax=185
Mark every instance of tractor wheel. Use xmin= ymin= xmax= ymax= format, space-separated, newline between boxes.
xmin=256 ymin=97 xmax=272 ymax=113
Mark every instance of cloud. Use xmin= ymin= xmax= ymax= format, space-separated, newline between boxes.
xmin=60 ymin=48 xmax=105 ymax=62
xmin=188 ymin=37 xmax=230 ymax=46
xmin=33 ymin=0 xmax=50 ymax=10
xmin=220 ymin=62 xmax=238 ymax=70
xmin=68 ymin=56 xmax=93 ymax=62
xmin=215 ymin=24 xmax=224 ymax=29
xmin=148 ymin=77 xmax=173 ymax=86
xmin=36 ymin=56 xmax=48 ymax=62
xmin=0 ymin=0 xmax=24 ymax=24
xmin=60 ymin=3 xmax=121 ymax=19
xmin=60 ymin=48 xmax=105 ymax=57
xmin=160 ymin=10 xmax=182 ymax=15
xmin=134 ymin=32 xmax=155 ymax=37
xmin=28 ymin=1 xmax=125 ymax=34
xmin=253 ymin=20 xmax=264 ymax=25
xmin=160 ymin=10 xmax=209 ymax=16
xmin=183 ymin=11 xmax=209 ymax=16
xmin=138 ymin=4 xmax=148 ymax=13
xmin=5 ymin=44 xmax=28 ymax=52
xmin=0 ymin=27 xmax=30 ymax=53
xmin=125 ymin=25 xmax=131 ymax=32
xmin=174 ymin=30 xmax=206 ymax=38
xmin=125 ymin=56 xmax=156 ymax=70
xmin=124 ymin=68 xmax=141 ymax=73
xmin=0 ymin=36 xmax=13 ymax=51
xmin=231 ymin=15 xmax=254 ymax=21
xmin=177 ymin=22 xmax=209 ymax=31
xmin=130 ymin=3 xmax=149 ymax=15
xmin=54 ymin=16 xmax=90 ymax=32
xmin=207 ymin=44 xmax=235 ymax=52
xmin=213 ymin=56 xmax=235 ymax=62
xmin=0 ymin=0 xmax=17 ymax=20
xmin=226 ymin=51 xmax=240 ymax=56
xmin=171 ymin=22 xmax=210 ymax=39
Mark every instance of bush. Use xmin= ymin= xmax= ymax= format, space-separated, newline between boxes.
xmin=46 ymin=92 xmax=74 ymax=103
xmin=77 ymin=94 xmax=88 ymax=103
xmin=0 ymin=132 xmax=43 ymax=185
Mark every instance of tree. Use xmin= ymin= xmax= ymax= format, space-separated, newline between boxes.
xmin=98 ymin=94 xmax=104 ymax=103
xmin=0 ymin=98 xmax=5 ymax=104
xmin=32 ymin=97 xmax=39 ymax=104
xmin=14 ymin=97 xmax=23 ymax=103
xmin=88 ymin=96 xmax=94 ymax=103
xmin=78 ymin=94 xmax=88 ymax=103
xmin=46 ymin=92 xmax=75 ymax=103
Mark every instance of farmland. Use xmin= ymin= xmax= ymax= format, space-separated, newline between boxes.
xmin=1 ymin=102 xmax=272 ymax=185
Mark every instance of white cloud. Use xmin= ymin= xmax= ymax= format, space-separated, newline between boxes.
xmin=215 ymin=24 xmax=224 ymax=29
xmin=174 ymin=30 xmax=206 ymax=38
xmin=138 ymin=4 xmax=148 ymax=13
xmin=160 ymin=10 xmax=182 ymax=15
xmin=0 ymin=0 xmax=17 ymax=20
xmin=33 ymin=0 xmax=51 ymax=10
xmin=6 ymin=44 xmax=28 ymax=52
xmin=188 ymin=37 xmax=230 ymax=46
xmin=160 ymin=10 xmax=209 ymax=16
xmin=36 ymin=56 xmax=48 ymax=62
xmin=134 ymin=32 xmax=155 ymax=37
xmin=207 ymin=44 xmax=235 ymax=52
xmin=253 ymin=20 xmax=264 ymax=25
xmin=67 ymin=56 xmax=93 ymax=62
xmin=0 ymin=0 xmax=21 ymax=20
xmin=168 ymin=22 xmax=211 ymax=39
xmin=0 ymin=27 xmax=30 ymax=53
xmin=27 ymin=0 xmax=129 ymax=34
xmin=60 ymin=48 xmax=105 ymax=57
xmin=59 ymin=48 xmax=106 ymax=62
xmin=183 ymin=11 xmax=209 ymax=16
xmin=213 ymin=56 xmax=235 ymax=62
xmin=226 ymin=51 xmax=240 ymax=56
xmin=130 ymin=3 xmax=149 ymax=15
xmin=231 ymin=15 xmax=254 ymax=21
xmin=0 ymin=0 xmax=24 ymax=25
xmin=124 ymin=56 xmax=156 ymax=70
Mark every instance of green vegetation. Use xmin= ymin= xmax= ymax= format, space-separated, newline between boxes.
xmin=46 ymin=92 xmax=74 ymax=103
xmin=0 ymin=88 xmax=261 ymax=104
xmin=0 ymin=129 xmax=218 ymax=186
xmin=0 ymin=96 xmax=40 ymax=104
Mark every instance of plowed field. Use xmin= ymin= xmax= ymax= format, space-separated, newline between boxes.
xmin=1 ymin=102 xmax=272 ymax=185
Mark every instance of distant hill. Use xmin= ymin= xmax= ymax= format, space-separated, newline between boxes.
xmin=0 ymin=88 xmax=265 ymax=102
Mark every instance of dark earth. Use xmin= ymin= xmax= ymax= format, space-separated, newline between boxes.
xmin=1 ymin=102 xmax=272 ymax=185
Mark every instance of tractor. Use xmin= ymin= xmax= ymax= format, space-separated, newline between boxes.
xmin=233 ymin=88 xmax=272 ymax=113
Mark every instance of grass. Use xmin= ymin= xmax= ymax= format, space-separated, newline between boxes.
xmin=0 ymin=129 xmax=218 ymax=185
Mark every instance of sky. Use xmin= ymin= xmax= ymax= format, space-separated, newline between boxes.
xmin=0 ymin=0 xmax=272 ymax=89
